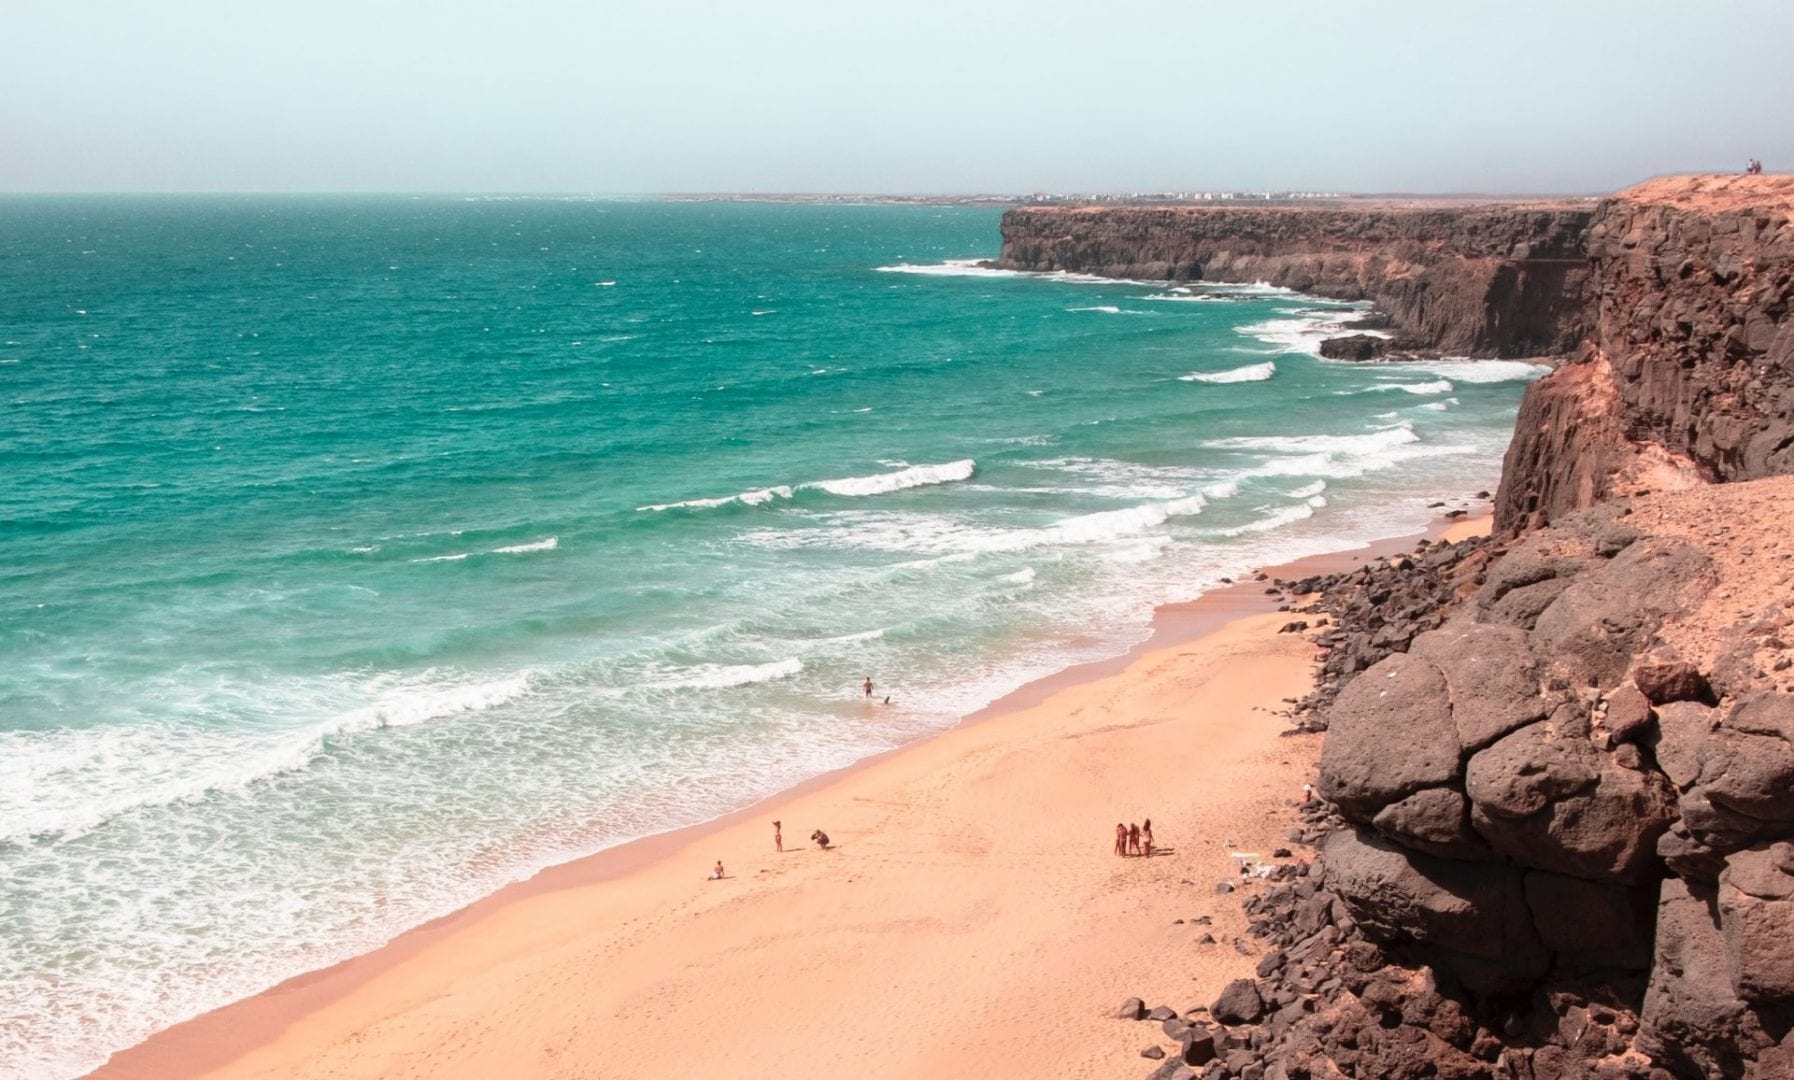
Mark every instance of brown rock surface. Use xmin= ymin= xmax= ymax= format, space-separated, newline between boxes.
xmin=1496 ymin=175 xmax=1794 ymax=531
xmin=992 ymin=202 xmax=1595 ymax=356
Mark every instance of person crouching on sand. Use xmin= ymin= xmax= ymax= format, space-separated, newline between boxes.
xmin=1127 ymin=822 xmax=1141 ymax=856
xmin=1115 ymin=822 xmax=1127 ymax=856
xmin=773 ymin=819 xmax=782 ymax=852
xmin=811 ymin=829 xmax=831 ymax=849
xmin=1142 ymin=819 xmax=1154 ymax=858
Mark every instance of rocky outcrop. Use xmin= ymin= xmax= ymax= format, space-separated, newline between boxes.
xmin=992 ymin=202 xmax=1595 ymax=357
xmin=1260 ymin=479 xmax=1794 ymax=1079
xmin=1495 ymin=175 xmax=1794 ymax=530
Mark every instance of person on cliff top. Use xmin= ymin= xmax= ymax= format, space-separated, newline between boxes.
xmin=1114 ymin=822 xmax=1128 ymax=856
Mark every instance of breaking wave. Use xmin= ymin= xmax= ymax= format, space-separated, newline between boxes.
xmin=1180 ymin=361 xmax=1276 ymax=384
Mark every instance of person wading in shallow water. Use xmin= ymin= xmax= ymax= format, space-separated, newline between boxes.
xmin=862 ymin=676 xmax=874 ymax=699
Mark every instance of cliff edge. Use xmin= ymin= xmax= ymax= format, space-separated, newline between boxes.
xmin=1495 ymin=175 xmax=1794 ymax=530
xmin=993 ymin=202 xmax=1596 ymax=357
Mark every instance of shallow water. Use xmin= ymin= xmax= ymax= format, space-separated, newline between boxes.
xmin=0 ymin=196 xmax=1539 ymax=1079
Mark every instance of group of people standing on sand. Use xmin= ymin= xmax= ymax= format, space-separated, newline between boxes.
xmin=1114 ymin=819 xmax=1154 ymax=857
xmin=708 ymin=820 xmax=831 ymax=881
xmin=1746 ymin=159 xmax=1765 ymax=175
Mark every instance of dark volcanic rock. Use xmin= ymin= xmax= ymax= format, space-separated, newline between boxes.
xmin=1634 ymin=659 xmax=1715 ymax=705
xmin=1317 ymin=333 xmax=1389 ymax=361
xmin=1321 ymin=829 xmax=1545 ymax=975
xmin=992 ymin=202 xmax=1595 ymax=357
xmin=1496 ymin=175 xmax=1794 ymax=531
xmin=1316 ymin=654 xmax=1459 ymax=820
xmin=1211 ymin=979 xmax=1265 ymax=1025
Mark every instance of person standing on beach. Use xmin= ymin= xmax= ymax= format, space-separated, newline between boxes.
xmin=1115 ymin=823 xmax=1128 ymax=856
xmin=773 ymin=820 xmax=782 ymax=852
xmin=862 ymin=676 xmax=874 ymax=699
xmin=1141 ymin=819 xmax=1154 ymax=858
xmin=1127 ymin=823 xmax=1141 ymax=856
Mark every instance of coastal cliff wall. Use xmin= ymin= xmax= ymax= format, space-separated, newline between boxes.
xmin=992 ymin=203 xmax=1595 ymax=357
xmin=1198 ymin=179 xmax=1794 ymax=1079
xmin=1495 ymin=175 xmax=1794 ymax=530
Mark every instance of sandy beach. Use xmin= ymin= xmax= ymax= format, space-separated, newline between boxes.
xmin=92 ymin=515 xmax=1491 ymax=1080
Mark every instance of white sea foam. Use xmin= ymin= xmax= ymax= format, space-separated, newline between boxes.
xmin=494 ymin=537 xmax=558 ymax=554
xmin=1206 ymin=423 xmax=1420 ymax=456
xmin=1067 ymin=305 xmax=1152 ymax=316
xmin=1000 ymin=567 xmax=1038 ymax=584
xmin=645 ymin=460 xmax=975 ymax=511
xmin=644 ymin=657 xmax=803 ymax=691
xmin=810 ymin=459 xmax=976 ymax=497
xmin=1180 ymin=361 xmax=1276 ymax=384
xmin=1368 ymin=379 xmax=1454 ymax=395
xmin=413 ymin=552 xmax=470 ymax=563
xmin=639 ymin=485 xmax=796 ymax=512
xmin=1404 ymin=359 xmax=1550 ymax=384
xmin=0 ymin=670 xmax=534 ymax=844
xmin=1217 ymin=503 xmax=1318 ymax=536
xmin=873 ymin=259 xmax=1152 ymax=286
xmin=1287 ymin=480 xmax=1328 ymax=499
xmin=1236 ymin=306 xmax=1383 ymax=356
xmin=329 ymin=672 xmax=534 ymax=734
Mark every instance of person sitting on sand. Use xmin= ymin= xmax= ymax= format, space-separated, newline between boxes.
xmin=1115 ymin=822 xmax=1127 ymax=856
xmin=1142 ymin=819 xmax=1154 ymax=858
xmin=811 ymin=829 xmax=831 ymax=849
xmin=710 ymin=860 xmax=725 ymax=880
xmin=773 ymin=820 xmax=782 ymax=852
xmin=1127 ymin=822 xmax=1141 ymax=856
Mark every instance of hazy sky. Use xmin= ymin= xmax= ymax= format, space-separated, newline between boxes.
xmin=4 ymin=0 xmax=1790 ymax=195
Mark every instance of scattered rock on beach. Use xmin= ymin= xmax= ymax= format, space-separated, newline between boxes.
xmin=1117 ymin=997 xmax=1147 ymax=1020
xmin=1211 ymin=979 xmax=1265 ymax=1024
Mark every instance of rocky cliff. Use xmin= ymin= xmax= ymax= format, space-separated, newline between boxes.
xmin=1105 ymin=178 xmax=1794 ymax=1079
xmin=1495 ymin=176 xmax=1794 ymax=530
xmin=992 ymin=203 xmax=1596 ymax=357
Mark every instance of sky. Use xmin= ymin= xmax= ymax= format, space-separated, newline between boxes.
xmin=3 ymin=0 xmax=1791 ymax=195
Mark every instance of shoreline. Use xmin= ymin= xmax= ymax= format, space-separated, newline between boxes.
xmin=88 ymin=507 xmax=1493 ymax=1080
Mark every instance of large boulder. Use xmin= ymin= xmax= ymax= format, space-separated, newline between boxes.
xmin=1317 ymin=654 xmax=1460 ymax=821
xmin=1718 ymin=843 xmax=1794 ymax=1004
xmin=1370 ymin=786 xmax=1490 ymax=860
xmin=1679 ymin=692 xmax=1794 ymax=850
xmin=1465 ymin=717 xmax=1677 ymax=883
xmin=1522 ymin=871 xmax=1655 ymax=971
xmin=1531 ymin=539 xmax=1715 ymax=690
xmin=1408 ymin=623 xmax=1551 ymax=751
xmin=1320 ymin=828 xmax=1545 ymax=975
xmin=1640 ymin=877 xmax=1780 ymax=1078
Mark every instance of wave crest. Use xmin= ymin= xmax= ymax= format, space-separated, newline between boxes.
xmin=1180 ymin=361 xmax=1276 ymax=384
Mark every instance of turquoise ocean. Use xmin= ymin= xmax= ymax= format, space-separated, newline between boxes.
xmin=0 ymin=197 xmax=1541 ymax=1078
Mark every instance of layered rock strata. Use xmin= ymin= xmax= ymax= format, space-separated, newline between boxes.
xmin=1496 ymin=176 xmax=1794 ymax=530
xmin=992 ymin=202 xmax=1595 ymax=357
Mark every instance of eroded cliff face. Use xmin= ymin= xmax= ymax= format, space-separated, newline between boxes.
xmin=1495 ymin=175 xmax=1794 ymax=530
xmin=993 ymin=203 xmax=1595 ymax=357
